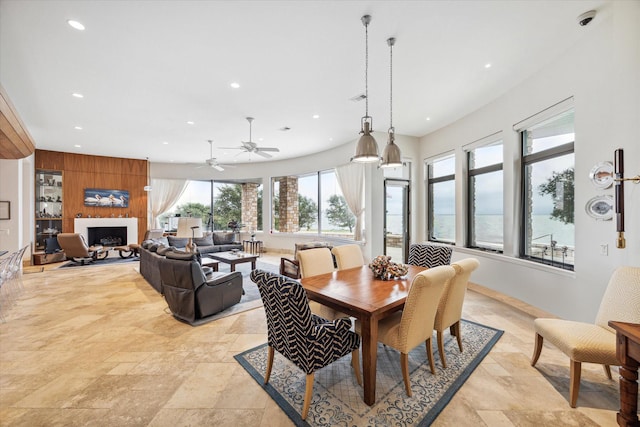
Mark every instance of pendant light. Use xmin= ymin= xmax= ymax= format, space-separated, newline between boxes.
xmin=380 ymin=37 xmax=402 ymax=168
xmin=351 ymin=15 xmax=380 ymax=163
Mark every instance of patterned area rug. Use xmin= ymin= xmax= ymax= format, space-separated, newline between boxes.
xmin=57 ymin=253 xmax=139 ymax=268
xmin=235 ymin=319 xmax=503 ymax=426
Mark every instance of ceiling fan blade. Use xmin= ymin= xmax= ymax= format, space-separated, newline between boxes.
xmin=218 ymin=146 xmax=244 ymax=150
xmin=213 ymin=165 xmax=224 ymax=172
xmin=255 ymin=150 xmax=272 ymax=159
xmin=256 ymin=147 xmax=279 ymax=152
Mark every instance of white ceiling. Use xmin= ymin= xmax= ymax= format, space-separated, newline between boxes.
xmin=0 ymin=0 xmax=607 ymax=165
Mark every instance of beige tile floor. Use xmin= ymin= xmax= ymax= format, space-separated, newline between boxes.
xmin=0 ymin=254 xmax=625 ymax=426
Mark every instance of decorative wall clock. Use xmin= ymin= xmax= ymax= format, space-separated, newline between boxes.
xmin=585 ymin=195 xmax=614 ymax=220
xmin=588 ymin=161 xmax=614 ymax=189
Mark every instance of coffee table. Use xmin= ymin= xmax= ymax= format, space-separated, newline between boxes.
xmin=207 ymin=251 xmax=258 ymax=272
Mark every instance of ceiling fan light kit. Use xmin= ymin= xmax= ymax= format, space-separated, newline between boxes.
xmin=380 ymin=36 xmax=403 ymax=168
xmin=352 ymin=14 xmax=380 ymax=164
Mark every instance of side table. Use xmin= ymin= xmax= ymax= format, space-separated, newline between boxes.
xmin=243 ymin=240 xmax=263 ymax=256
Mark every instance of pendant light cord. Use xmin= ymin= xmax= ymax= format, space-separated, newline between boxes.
xmin=364 ymin=20 xmax=369 ymax=118
xmin=389 ymin=38 xmax=393 ymax=131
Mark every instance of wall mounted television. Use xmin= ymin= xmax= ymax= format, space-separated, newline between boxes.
xmin=84 ymin=188 xmax=129 ymax=208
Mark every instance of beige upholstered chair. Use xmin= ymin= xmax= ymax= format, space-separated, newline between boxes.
xmin=297 ymin=247 xmax=348 ymax=320
xmin=531 ymin=266 xmax=640 ymax=407
xmin=434 ymin=258 xmax=480 ymax=368
xmin=357 ymin=265 xmax=455 ymax=396
xmin=331 ymin=244 xmax=365 ymax=270
xmin=57 ymin=233 xmax=107 ymax=265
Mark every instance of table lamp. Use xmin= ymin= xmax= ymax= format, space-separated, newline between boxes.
xmin=176 ymin=217 xmax=203 ymax=253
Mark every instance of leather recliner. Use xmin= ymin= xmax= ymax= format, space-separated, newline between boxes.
xmin=159 ymin=253 xmax=243 ymax=325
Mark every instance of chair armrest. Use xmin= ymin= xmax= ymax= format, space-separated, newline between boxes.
xmin=204 ymin=271 xmax=243 ymax=287
xmin=280 ymin=257 xmax=300 ymax=279
xmin=311 ymin=316 xmax=353 ymax=340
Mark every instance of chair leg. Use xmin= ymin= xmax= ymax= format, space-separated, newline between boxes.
xmin=603 ymin=364 xmax=612 ymax=380
xmin=426 ymin=337 xmax=436 ymax=374
xmin=264 ymin=346 xmax=274 ymax=384
xmin=531 ymin=333 xmax=543 ymax=366
xmin=569 ymin=359 xmax=581 ymax=408
xmin=401 ymin=352 xmax=412 ymax=397
xmin=351 ymin=349 xmax=362 ymax=386
xmin=436 ymin=331 xmax=447 ymax=368
xmin=302 ymin=373 xmax=314 ymax=420
xmin=453 ymin=321 xmax=463 ymax=353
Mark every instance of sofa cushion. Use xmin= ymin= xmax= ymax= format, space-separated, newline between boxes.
xmin=148 ymin=243 xmax=163 ymax=252
xmin=212 ymin=232 xmax=235 ymax=245
xmin=193 ymin=234 xmax=214 ymax=246
xmin=165 ymin=250 xmax=197 ymax=261
xmin=156 ymin=245 xmax=176 ymax=256
xmin=167 ymin=236 xmax=190 ymax=248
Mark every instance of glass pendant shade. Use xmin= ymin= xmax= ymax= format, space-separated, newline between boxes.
xmin=380 ymin=131 xmax=402 ymax=168
xmin=352 ymin=121 xmax=380 ymax=163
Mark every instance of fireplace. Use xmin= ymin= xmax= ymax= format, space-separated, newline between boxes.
xmin=88 ymin=226 xmax=127 ymax=247
xmin=74 ymin=218 xmax=138 ymax=246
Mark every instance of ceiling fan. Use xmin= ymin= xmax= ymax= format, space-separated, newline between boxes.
xmin=195 ymin=140 xmax=233 ymax=171
xmin=220 ymin=117 xmax=280 ymax=158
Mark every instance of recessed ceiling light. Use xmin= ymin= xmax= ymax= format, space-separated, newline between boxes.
xmin=329 ymin=137 xmax=333 ymax=142
xmin=230 ymin=82 xmax=240 ymax=89
xmin=74 ymin=126 xmax=83 ymax=130
xmin=312 ymin=114 xmax=320 ymax=119
xmin=74 ymin=144 xmax=81 ymax=148
xmin=258 ymin=138 xmax=264 ymax=142
xmin=72 ymin=92 xmax=84 ymax=98
xmin=186 ymin=121 xmax=194 ymax=125
xmin=425 ymin=117 xmax=431 ymax=121
xmin=162 ymin=141 xmax=169 ymax=145
xmin=67 ymin=20 xmax=85 ymax=31
xmin=485 ymin=63 xmax=492 ymax=69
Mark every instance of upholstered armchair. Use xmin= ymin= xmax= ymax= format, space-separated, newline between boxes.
xmin=434 ymin=258 xmax=480 ymax=368
xmin=531 ymin=266 xmax=640 ymax=407
xmin=356 ymin=265 xmax=456 ymax=396
xmin=56 ymin=233 xmax=107 ymax=265
xmin=251 ymin=269 xmax=361 ymax=420
xmin=159 ymin=252 xmax=243 ymax=325
xmin=408 ymin=243 xmax=453 ymax=268
xmin=331 ymin=244 xmax=365 ymax=270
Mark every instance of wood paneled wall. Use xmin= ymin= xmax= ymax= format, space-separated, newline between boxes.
xmin=35 ymin=150 xmax=148 ymax=242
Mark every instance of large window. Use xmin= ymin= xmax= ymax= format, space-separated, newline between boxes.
xmin=427 ymin=154 xmax=455 ymax=244
xmin=271 ymin=168 xmax=356 ymax=239
xmin=467 ymin=140 xmax=503 ymax=251
xmin=520 ymin=108 xmax=575 ymax=270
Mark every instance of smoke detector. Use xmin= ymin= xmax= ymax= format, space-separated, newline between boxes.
xmin=577 ymin=10 xmax=596 ymax=26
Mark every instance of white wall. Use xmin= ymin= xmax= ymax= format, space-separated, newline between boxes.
xmin=416 ymin=1 xmax=640 ymax=322
xmin=0 ymin=155 xmax=34 ymax=259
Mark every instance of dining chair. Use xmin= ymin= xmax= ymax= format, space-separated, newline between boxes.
xmin=297 ymin=247 xmax=347 ymax=320
xmin=331 ymin=244 xmax=365 ymax=270
xmin=251 ymin=269 xmax=362 ymax=420
xmin=433 ymin=258 xmax=480 ymax=368
xmin=531 ymin=265 xmax=640 ymax=407
xmin=408 ymin=243 xmax=453 ymax=268
xmin=356 ymin=264 xmax=456 ymax=396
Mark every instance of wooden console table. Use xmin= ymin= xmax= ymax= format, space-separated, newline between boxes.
xmin=609 ymin=321 xmax=640 ymax=427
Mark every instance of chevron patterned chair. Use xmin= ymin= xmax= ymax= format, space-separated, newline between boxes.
xmin=408 ymin=243 xmax=453 ymax=268
xmin=531 ymin=266 xmax=640 ymax=407
xmin=251 ymin=269 xmax=362 ymax=420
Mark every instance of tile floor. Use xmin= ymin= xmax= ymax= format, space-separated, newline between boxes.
xmin=0 ymin=254 xmax=625 ymax=426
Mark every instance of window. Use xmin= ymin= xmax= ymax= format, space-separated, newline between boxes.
xmin=467 ymin=140 xmax=503 ymax=251
xmin=427 ymin=154 xmax=455 ymax=244
xmin=298 ymin=173 xmax=319 ymax=233
xmin=520 ymin=108 xmax=575 ymax=270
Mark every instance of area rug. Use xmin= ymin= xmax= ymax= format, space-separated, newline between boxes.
xmin=57 ymin=254 xmax=139 ymax=268
xmin=235 ymin=319 xmax=503 ymax=426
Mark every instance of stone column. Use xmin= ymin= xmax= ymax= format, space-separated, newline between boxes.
xmin=278 ymin=176 xmax=299 ymax=233
xmin=241 ymin=183 xmax=258 ymax=232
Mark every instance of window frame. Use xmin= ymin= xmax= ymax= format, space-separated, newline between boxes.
xmin=426 ymin=153 xmax=456 ymax=245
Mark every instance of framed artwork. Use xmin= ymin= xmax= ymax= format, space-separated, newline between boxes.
xmin=0 ymin=201 xmax=10 ymax=220
xmin=84 ymin=189 xmax=129 ymax=208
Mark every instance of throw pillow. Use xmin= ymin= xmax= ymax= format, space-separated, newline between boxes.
xmin=156 ymin=245 xmax=176 ymax=256
xmin=212 ymin=231 xmax=235 ymax=245
xmin=165 ymin=250 xmax=197 ymax=261
xmin=167 ymin=236 xmax=189 ymax=248
xmin=193 ymin=234 xmax=213 ymax=247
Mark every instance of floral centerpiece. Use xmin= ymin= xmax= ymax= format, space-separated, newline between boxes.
xmin=369 ymin=255 xmax=409 ymax=280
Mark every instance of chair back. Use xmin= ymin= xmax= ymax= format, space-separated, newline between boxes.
xmin=435 ymin=258 xmax=479 ymax=330
xmin=56 ymin=233 xmax=91 ymax=258
xmin=408 ymin=243 xmax=453 ymax=268
xmin=398 ymin=265 xmax=455 ymax=351
xmin=144 ymin=229 xmax=165 ymax=240
xmin=297 ymin=247 xmax=334 ymax=278
xmin=332 ymin=244 xmax=364 ymax=270
xmin=596 ymin=266 xmax=640 ymax=332
xmin=251 ymin=269 xmax=316 ymax=372
xmin=159 ymin=256 xmax=204 ymax=323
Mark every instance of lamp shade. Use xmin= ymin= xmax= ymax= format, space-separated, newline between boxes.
xmin=176 ymin=217 xmax=203 ymax=238
xmin=352 ymin=121 xmax=380 ymax=163
xmin=380 ymin=133 xmax=403 ymax=168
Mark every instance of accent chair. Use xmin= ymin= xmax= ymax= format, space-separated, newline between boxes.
xmin=56 ymin=233 xmax=107 ymax=265
xmin=408 ymin=243 xmax=453 ymax=268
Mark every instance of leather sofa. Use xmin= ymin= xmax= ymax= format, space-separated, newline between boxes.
xmin=139 ymin=231 xmax=242 ymax=293
xmin=159 ymin=252 xmax=243 ymax=325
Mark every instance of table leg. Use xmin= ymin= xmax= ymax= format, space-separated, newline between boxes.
xmin=617 ymin=362 xmax=639 ymax=427
xmin=251 ymin=260 xmax=256 ymax=269
xmin=230 ymin=263 xmax=236 ymax=272
xmin=360 ymin=315 xmax=378 ymax=406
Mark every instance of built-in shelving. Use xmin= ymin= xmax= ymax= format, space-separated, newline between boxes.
xmin=35 ymin=169 xmax=63 ymax=250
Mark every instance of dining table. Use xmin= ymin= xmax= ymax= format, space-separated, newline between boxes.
xmin=300 ymin=264 xmax=426 ymax=406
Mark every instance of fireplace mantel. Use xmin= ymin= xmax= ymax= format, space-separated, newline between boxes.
xmin=74 ymin=218 xmax=138 ymax=245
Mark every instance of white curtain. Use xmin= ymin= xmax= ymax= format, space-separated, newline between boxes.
xmin=149 ymin=178 xmax=188 ymax=228
xmin=335 ymin=163 xmax=365 ymax=241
